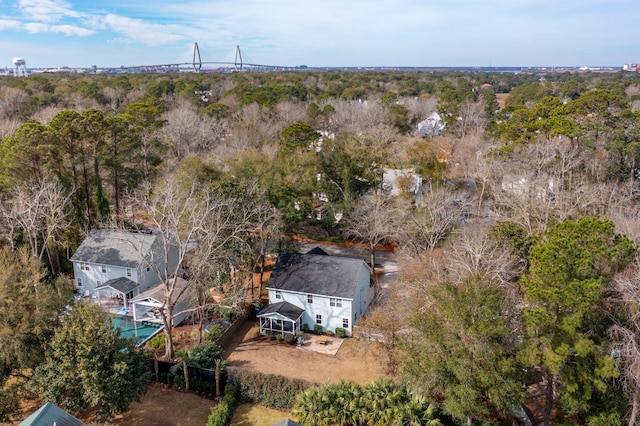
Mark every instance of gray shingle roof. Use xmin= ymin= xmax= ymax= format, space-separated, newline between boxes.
xmin=267 ymin=252 xmax=369 ymax=299
xmin=96 ymin=277 xmax=139 ymax=294
xmin=70 ymin=229 xmax=159 ymax=268
xmin=130 ymin=277 xmax=192 ymax=306
xmin=20 ymin=402 xmax=83 ymax=426
xmin=306 ymin=246 xmax=328 ymax=256
xmin=273 ymin=420 xmax=302 ymax=426
xmin=257 ymin=301 xmax=304 ymax=321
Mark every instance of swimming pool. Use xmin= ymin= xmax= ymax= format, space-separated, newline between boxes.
xmin=109 ymin=316 xmax=163 ymax=347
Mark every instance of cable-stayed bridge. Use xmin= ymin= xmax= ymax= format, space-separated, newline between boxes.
xmin=125 ymin=43 xmax=305 ymax=73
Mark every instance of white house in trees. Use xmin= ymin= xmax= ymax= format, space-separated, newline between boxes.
xmin=258 ymin=247 xmax=374 ymax=337
xmin=70 ymin=229 xmax=179 ymax=313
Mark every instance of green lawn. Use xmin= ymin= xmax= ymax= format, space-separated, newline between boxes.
xmin=230 ymin=403 xmax=292 ymax=426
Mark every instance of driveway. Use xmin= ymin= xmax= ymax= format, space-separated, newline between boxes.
xmin=223 ymin=320 xmax=386 ymax=385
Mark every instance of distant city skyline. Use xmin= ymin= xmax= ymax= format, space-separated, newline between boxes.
xmin=1 ymin=0 xmax=638 ymax=69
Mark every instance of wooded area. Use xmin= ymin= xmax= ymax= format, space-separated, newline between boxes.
xmin=2 ymin=69 xmax=640 ymax=424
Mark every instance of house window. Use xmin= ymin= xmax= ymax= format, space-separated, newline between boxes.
xmin=307 ymin=294 xmax=313 ymax=304
xmin=96 ymin=280 xmax=102 ymax=287
xmin=275 ymin=291 xmax=282 ymax=300
xmin=80 ymin=262 xmax=89 ymax=271
xmin=330 ymin=298 xmax=342 ymax=308
xmin=315 ymin=314 xmax=322 ymax=325
xmin=126 ymin=268 xmax=132 ymax=277
xmin=101 ymin=265 xmax=106 ymax=273
xmin=343 ymin=318 xmax=349 ymax=329
xmin=77 ymin=277 xmax=82 ymax=287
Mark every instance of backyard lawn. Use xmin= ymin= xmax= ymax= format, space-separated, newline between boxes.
xmin=230 ymin=403 xmax=291 ymax=426
xmin=109 ymin=385 xmax=214 ymax=426
xmin=224 ymin=319 xmax=386 ymax=385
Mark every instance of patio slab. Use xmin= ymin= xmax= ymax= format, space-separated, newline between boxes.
xmin=299 ymin=333 xmax=344 ymax=356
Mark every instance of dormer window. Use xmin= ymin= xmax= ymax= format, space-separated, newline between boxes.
xmin=275 ymin=291 xmax=282 ymax=300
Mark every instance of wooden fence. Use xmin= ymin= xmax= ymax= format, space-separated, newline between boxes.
xmin=150 ymin=358 xmax=227 ymax=397
xmin=213 ymin=307 xmax=250 ymax=350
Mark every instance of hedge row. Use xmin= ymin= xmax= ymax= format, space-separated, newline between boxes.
xmin=206 ymin=384 xmax=238 ymax=426
xmin=229 ymin=369 xmax=310 ymax=409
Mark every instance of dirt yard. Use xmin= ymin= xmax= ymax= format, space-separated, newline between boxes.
xmin=224 ymin=319 xmax=386 ymax=385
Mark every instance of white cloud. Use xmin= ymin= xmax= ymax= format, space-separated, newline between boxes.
xmin=0 ymin=19 xmax=21 ymax=30
xmin=52 ymin=23 xmax=93 ymax=36
xmin=18 ymin=0 xmax=80 ymax=23
xmin=103 ymin=14 xmax=188 ymax=46
xmin=23 ymin=21 xmax=93 ymax=36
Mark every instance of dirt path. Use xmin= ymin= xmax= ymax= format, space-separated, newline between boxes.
xmin=224 ymin=320 xmax=386 ymax=385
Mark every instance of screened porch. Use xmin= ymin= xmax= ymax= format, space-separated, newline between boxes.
xmin=257 ymin=301 xmax=304 ymax=336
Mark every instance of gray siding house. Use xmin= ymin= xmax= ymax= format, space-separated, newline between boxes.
xmin=258 ymin=248 xmax=374 ymax=337
xmin=70 ymin=229 xmax=179 ymax=313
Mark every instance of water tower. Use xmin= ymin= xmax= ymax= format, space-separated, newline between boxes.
xmin=12 ymin=57 xmax=27 ymax=77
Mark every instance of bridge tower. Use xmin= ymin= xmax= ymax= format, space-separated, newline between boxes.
xmin=234 ymin=45 xmax=243 ymax=72
xmin=192 ymin=42 xmax=202 ymax=73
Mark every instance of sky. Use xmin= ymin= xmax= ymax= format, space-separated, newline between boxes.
xmin=0 ymin=0 xmax=638 ymax=69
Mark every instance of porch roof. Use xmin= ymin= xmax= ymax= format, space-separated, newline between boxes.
xmin=95 ymin=277 xmax=138 ymax=295
xmin=257 ymin=301 xmax=304 ymax=321
xmin=130 ymin=277 xmax=192 ymax=306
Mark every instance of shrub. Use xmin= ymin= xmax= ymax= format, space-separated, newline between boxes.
xmin=302 ymin=323 xmax=310 ymax=332
xmin=284 ymin=334 xmax=296 ymax=345
xmin=145 ymin=333 xmax=165 ymax=349
xmin=173 ymin=375 xmax=186 ymax=388
xmin=291 ymin=379 xmax=446 ymax=426
xmin=295 ymin=331 xmax=304 ymax=339
xmin=206 ymin=401 xmax=230 ymax=426
xmin=335 ymin=327 xmax=346 ymax=338
xmin=206 ymin=324 xmax=224 ymax=342
xmin=275 ymin=334 xmax=283 ymax=341
xmin=313 ymin=324 xmax=323 ymax=334
xmin=326 ymin=330 xmax=334 ymax=336
xmin=223 ymin=384 xmax=238 ymax=406
xmin=186 ymin=341 xmax=223 ymax=370
xmin=231 ymin=369 xmax=310 ymax=409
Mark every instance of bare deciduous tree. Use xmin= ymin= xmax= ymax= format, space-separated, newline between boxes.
xmin=402 ymin=96 xmax=438 ymax=127
xmin=0 ymin=87 xmax=29 ymax=120
xmin=610 ymin=262 xmax=640 ymax=426
xmin=405 ymin=188 xmax=472 ymax=255
xmin=132 ymin=176 xmax=268 ymax=359
xmin=454 ymin=99 xmax=486 ymax=138
xmin=0 ymin=118 xmax=20 ymax=140
xmin=444 ymin=227 xmax=523 ymax=293
xmin=345 ymin=194 xmax=406 ymax=293
xmin=0 ymin=178 xmax=73 ymax=275
xmin=160 ymin=99 xmax=225 ymax=160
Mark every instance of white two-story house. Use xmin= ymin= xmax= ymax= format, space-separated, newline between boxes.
xmin=70 ymin=229 xmax=179 ymax=313
xmin=258 ymin=247 xmax=374 ymax=337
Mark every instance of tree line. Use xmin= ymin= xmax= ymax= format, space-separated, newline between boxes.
xmin=2 ymin=69 xmax=640 ymax=423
